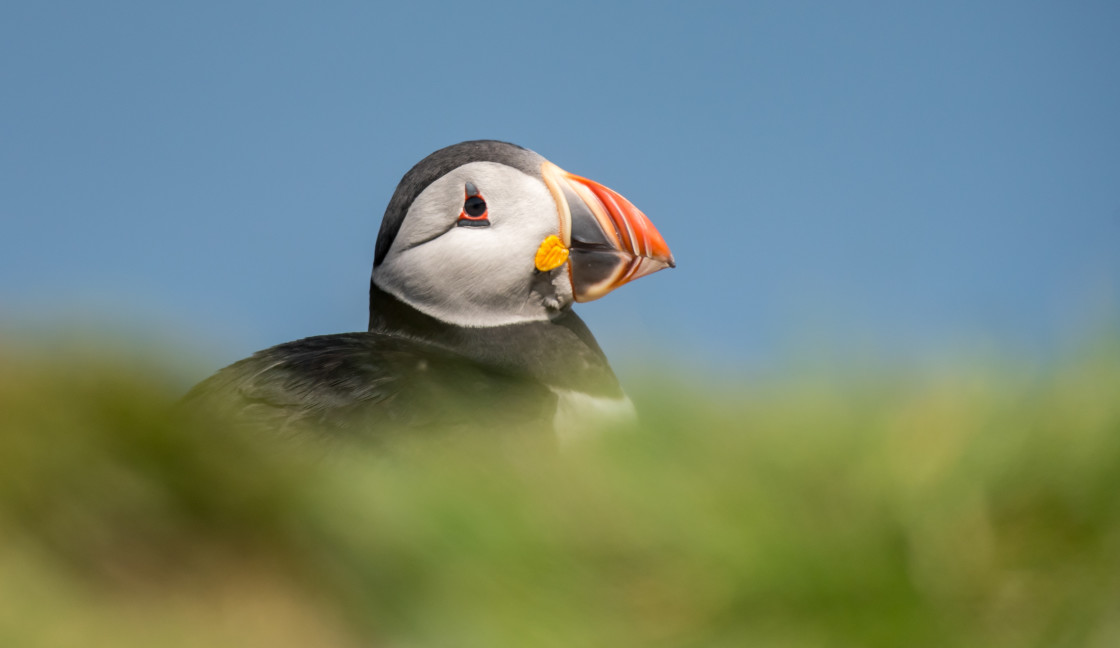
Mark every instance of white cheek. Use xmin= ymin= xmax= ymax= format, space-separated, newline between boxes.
xmin=410 ymin=230 xmax=534 ymax=296
xmin=372 ymin=161 xmax=571 ymax=327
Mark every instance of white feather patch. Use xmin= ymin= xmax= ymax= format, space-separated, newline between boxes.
xmin=551 ymin=388 xmax=637 ymax=443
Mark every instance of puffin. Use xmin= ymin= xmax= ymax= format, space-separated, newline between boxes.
xmin=184 ymin=140 xmax=674 ymax=443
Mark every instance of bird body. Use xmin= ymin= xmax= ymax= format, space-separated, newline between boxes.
xmin=185 ymin=141 xmax=673 ymax=441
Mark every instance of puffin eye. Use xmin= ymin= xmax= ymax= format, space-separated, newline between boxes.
xmin=457 ymin=181 xmax=490 ymax=228
xmin=464 ymin=196 xmax=486 ymax=217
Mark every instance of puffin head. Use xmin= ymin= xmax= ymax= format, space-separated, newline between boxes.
xmin=370 ymin=141 xmax=674 ymax=327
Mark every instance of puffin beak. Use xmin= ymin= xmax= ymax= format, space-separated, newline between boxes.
xmin=541 ymin=161 xmax=675 ymax=302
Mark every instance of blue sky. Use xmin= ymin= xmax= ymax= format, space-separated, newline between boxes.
xmin=2 ymin=2 xmax=1117 ymax=381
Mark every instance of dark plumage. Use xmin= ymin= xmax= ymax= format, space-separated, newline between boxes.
xmin=184 ymin=286 xmax=620 ymax=439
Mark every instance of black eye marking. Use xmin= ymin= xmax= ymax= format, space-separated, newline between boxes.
xmin=457 ymin=181 xmax=490 ymax=227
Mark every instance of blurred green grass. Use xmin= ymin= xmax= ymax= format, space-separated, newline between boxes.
xmin=1 ymin=340 xmax=1119 ymax=647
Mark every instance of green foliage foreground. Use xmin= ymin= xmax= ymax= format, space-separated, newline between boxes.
xmin=1 ymin=342 xmax=1119 ymax=647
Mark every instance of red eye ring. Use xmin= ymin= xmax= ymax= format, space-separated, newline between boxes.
xmin=457 ymin=181 xmax=490 ymax=227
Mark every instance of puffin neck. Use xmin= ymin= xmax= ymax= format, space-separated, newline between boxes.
xmin=367 ymin=282 xmax=623 ymax=397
